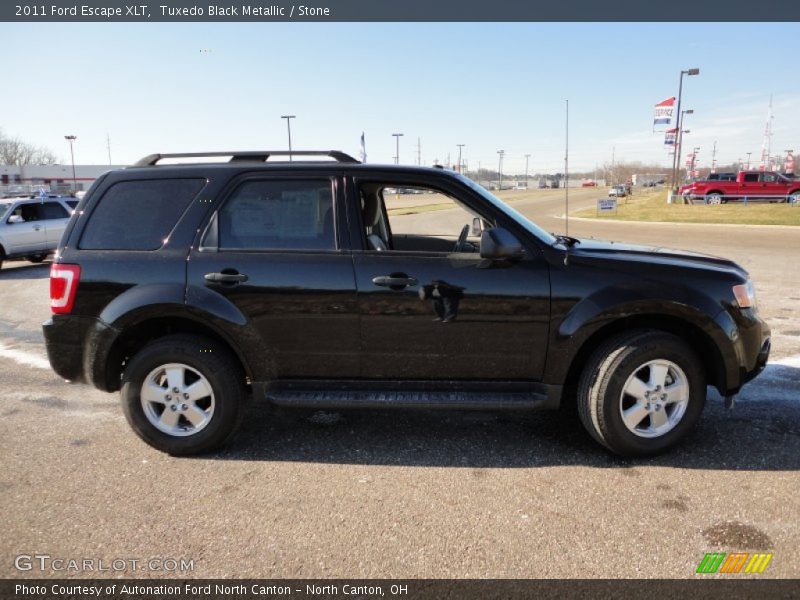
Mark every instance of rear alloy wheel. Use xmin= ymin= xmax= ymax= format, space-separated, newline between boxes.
xmin=789 ymin=192 xmax=800 ymax=205
xmin=121 ymin=335 xmax=246 ymax=455
xmin=577 ymin=330 xmax=705 ymax=456
xmin=705 ymin=193 xmax=723 ymax=205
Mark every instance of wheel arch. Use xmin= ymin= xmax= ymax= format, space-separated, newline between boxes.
xmin=96 ymin=314 xmax=254 ymax=393
xmin=561 ymin=314 xmax=727 ymax=403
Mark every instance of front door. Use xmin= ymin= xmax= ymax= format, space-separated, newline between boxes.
xmin=187 ymin=175 xmax=359 ymax=379
xmin=350 ymin=178 xmax=550 ymax=381
xmin=4 ymin=202 xmax=47 ymax=254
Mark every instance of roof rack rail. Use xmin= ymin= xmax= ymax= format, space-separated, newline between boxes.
xmin=133 ymin=150 xmax=360 ymax=167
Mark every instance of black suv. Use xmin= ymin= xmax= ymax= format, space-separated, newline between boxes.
xmin=43 ymin=150 xmax=771 ymax=456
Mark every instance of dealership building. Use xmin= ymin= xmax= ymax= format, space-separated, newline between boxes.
xmin=0 ymin=163 xmax=124 ymax=195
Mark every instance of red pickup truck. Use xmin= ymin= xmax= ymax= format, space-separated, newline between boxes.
xmin=680 ymin=171 xmax=800 ymax=204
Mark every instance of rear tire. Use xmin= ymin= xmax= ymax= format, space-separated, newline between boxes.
xmin=27 ymin=254 xmax=47 ymax=264
xmin=577 ymin=330 xmax=706 ymax=456
xmin=120 ymin=334 xmax=247 ymax=455
xmin=705 ymin=193 xmax=723 ymax=205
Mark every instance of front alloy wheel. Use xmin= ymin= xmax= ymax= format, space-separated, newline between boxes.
xmin=619 ymin=360 xmax=689 ymax=438
xmin=577 ymin=330 xmax=705 ymax=456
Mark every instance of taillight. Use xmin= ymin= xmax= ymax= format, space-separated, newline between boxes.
xmin=50 ymin=264 xmax=81 ymax=314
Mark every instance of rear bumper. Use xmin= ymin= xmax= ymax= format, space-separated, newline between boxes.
xmin=43 ymin=316 xmax=91 ymax=382
xmin=42 ymin=315 xmax=117 ymax=388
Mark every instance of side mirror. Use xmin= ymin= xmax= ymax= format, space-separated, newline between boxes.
xmin=480 ymin=227 xmax=524 ymax=260
xmin=471 ymin=217 xmax=483 ymax=237
xmin=7 ymin=215 xmax=23 ymax=224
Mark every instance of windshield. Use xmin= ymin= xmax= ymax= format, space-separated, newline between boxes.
xmin=0 ymin=203 xmax=11 ymax=217
xmin=456 ymin=174 xmax=557 ymax=244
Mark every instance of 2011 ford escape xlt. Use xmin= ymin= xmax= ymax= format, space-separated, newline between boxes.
xmin=42 ymin=150 xmax=771 ymax=456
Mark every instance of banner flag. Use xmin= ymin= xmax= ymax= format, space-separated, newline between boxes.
xmin=653 ymin=97 xmax=676 ymax=130
xmin=664 ymin=128 xmax=677 ymax=146
xmin=785 ymin=153 xmax=794 ymax=173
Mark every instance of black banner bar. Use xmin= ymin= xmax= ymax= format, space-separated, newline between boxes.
xmin=3 ymin=0 xmax=800 ymax=22
xmin=3 ymin=579 xmax=800 ymax=600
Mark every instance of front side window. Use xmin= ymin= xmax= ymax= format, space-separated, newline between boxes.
xmin=217 ymin=180 xmax=335 ymax=251
xmin=358 ymin=183 xmax=488 ymax=254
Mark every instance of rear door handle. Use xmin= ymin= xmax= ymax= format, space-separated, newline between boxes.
xmin=205 ymin=271 xmax=248 ymax=284
xmin=372 ymin=275 xmax=418 ymax=288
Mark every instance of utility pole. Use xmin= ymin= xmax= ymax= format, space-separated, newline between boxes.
xmin=746 ymin=152 xmax=752 ymax=169
xmin=670 ymin=68 xmax=700 ymax=192
xmin=281 ymin=115 xmax=296 ymax=160
xmin=565 ymin=99 xmax=569 ymax=236
xmin=524 ymin=154 xmax=530 ymax=188
xmin=416 ymin=137 xmax=421 ymax=166
xmin=64 ymin=135 xmax=77 ymax=193
xmin=456 ymin=144 xmax=465 ymax=173
xmin=497 ymin=150 xmax=504 ymax=190
xmin=392 ymin=133 xmax=404 ymax=165
xmin=106 ymin=133 xmax=112 ymax=165
xmin=711 ymin=141 xmax=717 ymax=173
xmin=611 ymin=146 xmax=615 ymax=186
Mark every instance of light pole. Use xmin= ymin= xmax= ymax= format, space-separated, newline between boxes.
xmin=671 ymin=68 xmax=700 ymax=192
xmin=392 ymin=133 xmax=404 ymax=165
xmin=456 ymin=144 xmax=465 ymax=173
xmin=674 ymin=109 xmax=693 ymax=185
xmin=746 ymin=152 xmax=752 ymax=170
xmin=281 ymin=115 xmax=295 ymax=161
xmin=497 ymin=150 xmax=504 ymax=190
xmin=64 ymin=135 xmax=77 ymax=194
xmin=525 ymin=154 xmax=530 ymax=188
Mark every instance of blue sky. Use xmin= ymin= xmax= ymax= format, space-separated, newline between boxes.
xmin=3 ymin=22 xmax=798 ymax=173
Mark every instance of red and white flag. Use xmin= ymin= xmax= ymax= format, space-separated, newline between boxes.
xmin=653 ymin=97 xmax=675 ymax=130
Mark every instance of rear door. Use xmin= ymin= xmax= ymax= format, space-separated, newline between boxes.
xmin=739 ymin=172 xmax=761 ymax=199
xmin=40 ymin=200 xmax=72 ymax=249
xmin=187 ymin=173 xmax=360 ymax=379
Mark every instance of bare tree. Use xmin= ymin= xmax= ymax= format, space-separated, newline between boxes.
xmin=0 ymin=130 xmax=59 ymax=165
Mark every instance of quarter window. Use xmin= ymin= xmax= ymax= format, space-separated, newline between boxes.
xmin=216 ymin=180 xmax=335 ymax=251
xmin=40 ymin=202 xmax=69 ymax=220
xmin=79 ymin=178 xmax=205 ymax=251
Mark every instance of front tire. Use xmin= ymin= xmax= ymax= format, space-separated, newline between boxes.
xmin=27 ymin=254 xmax=47 ymax=264
xmin=705 ymin=193 xmax=723 ymax=205
xmin=577 ymin=330 xmax=706 ymax=456
xmin=120 ymin=335 xmax=246 ymax=455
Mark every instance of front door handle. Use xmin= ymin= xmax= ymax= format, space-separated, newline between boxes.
xmin=372 ymin=274 xmax=418 ymax=289
xmin=33 ymin=225 xmax=42 ymax=231
xmin=205 ymin=271 xmax=248 ymax=284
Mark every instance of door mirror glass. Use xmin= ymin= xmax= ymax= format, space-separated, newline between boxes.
xmin=471 ymin=216 xmax=483 ymax=237
xmin=7 ymin=215 xmax=23 ymax=224
xmin=480 ymin=227 xmax=524 ymax=260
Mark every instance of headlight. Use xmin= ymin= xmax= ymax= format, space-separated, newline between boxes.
xmin=732 ymin=280 xmax=756 ymax=309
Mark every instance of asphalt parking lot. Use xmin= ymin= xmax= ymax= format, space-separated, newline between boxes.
xmin=2 ymin=188 xmax=799 ymax=579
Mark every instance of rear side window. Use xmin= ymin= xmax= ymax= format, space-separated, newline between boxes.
xmin=41 ymin=202 xmax=69 ymax=220
xmin=743 ymin=173 xmax=759 ymax=182
xmin=216 ymin=179 xmax=335 ymax=250
xmin=80 ymin=179 xmax=205 ymax=250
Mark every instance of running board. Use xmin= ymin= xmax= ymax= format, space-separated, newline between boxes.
xmin=258 ymin=380 xmax=561 ymax=411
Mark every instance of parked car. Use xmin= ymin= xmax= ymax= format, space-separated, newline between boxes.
xmin=681 ymin=171 xmax=800 ymax=204
xmin=0 ymin=196 xmax=77 ymax=269
xmin=43 ymin=150 xmax=770 ymax=457
xmin=608 ymin=185 xmax=627 ymax=197
xmin=581 ymin=181 xmax=597 ymax=187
